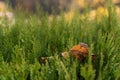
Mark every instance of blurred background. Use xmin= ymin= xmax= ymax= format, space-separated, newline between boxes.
xmin=0 ymin=0 xmax=120 ymax=20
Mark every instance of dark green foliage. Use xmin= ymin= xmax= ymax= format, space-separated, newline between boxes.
xmin=0 ymin=5 xmax=120 ymax=80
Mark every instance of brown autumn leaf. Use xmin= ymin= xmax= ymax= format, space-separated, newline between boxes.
xmin=69 ymin=43 xmax=96 ymax=62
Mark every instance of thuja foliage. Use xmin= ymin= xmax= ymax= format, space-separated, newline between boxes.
xmin=0 ymin=4 xmax=120 ymax=80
